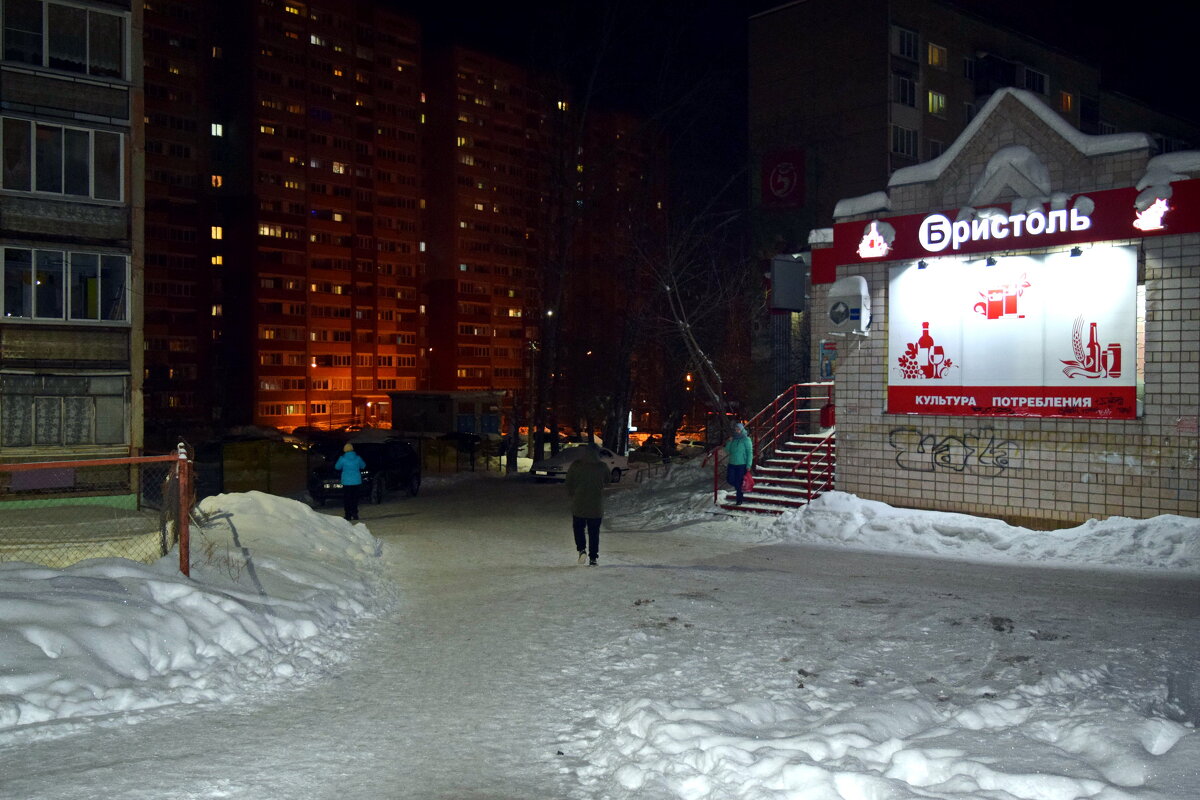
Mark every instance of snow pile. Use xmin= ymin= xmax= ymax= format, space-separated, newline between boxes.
xmin=0 ymin=491 xmax=392 ymax=733
xmin=780 ymin=491 xmax=1199 ymax=571
xmin=581 ymin=681 xmax=1195 ymax=799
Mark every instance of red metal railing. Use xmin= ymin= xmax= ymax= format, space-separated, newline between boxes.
xmin=708 ymin=382 xmax=834 ymax=505
xmin=792 ymin=426 xmax=837 ymax=502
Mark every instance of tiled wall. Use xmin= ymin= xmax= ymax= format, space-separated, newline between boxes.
xmin=813 ymin=233 xmax=1200 ymax=527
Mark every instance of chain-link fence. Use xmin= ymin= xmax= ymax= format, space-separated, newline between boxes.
xmin=0 ymin=453 xmax=193 ymax=571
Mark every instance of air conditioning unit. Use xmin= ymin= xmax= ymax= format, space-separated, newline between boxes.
xmin=826 ymin=275 xmax=870 ymax=336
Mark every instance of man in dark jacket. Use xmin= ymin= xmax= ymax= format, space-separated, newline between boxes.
xmin=566 ymin=445 xmax=608 ymax=565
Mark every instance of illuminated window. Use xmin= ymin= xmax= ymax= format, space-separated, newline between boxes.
xmin=211 ymin=304 xmax=223 ymax=316
xmin=210 ymin=226 xmax=223 ymax=239
xmin=927 ymin=90 xmax=946 ymax=117
xmin=212 ymin=46 xmax=223 ymax=59
xmin=332 ymin=162 xmax=346 ymax=174
xmin=211 ymin=174 xmax=223 ymax=188
xmin=557 ymin=100 xmax=569 ymax=111
xmin=1059 ymin=91 xmax=1074 ymax=112
xmin=258 ymin=224 xmax=282 ymax=237
xmin=211 ymin=123 xmax=223 ymax=136
xmin=284 ymin=4 xmax=302 ymax=13
xmin=211 ymin=255 xmax=223 ymax=266
xmin=260 ymin=124 xmax=276 ymax=135
xmin=310 ymin=34 xmax=326 ymax=46
xmin=927 ymin=43 xmax=947 ymax=69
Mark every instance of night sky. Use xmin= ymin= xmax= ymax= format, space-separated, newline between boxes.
xmin=390 ymin=0 xmax=1195 ymax=209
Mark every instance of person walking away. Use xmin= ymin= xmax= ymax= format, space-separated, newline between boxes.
xmin=335 ymin=442 xmax=367 ymax=521
xmin=724 ymin=422 xmax=754 ymax=505
xmin=566 ymin=445 xmax=608 ymax=565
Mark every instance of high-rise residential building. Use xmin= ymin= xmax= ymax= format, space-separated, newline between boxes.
xmin=0 ymin=0 xmax=141 ymax=460
xmin=144 ymin=0 xmax=424 ymax=439
xmin=139 ymin=1 xmax=662 ymax=444
xmin=421 ymin=45 xmax=550 ymax=396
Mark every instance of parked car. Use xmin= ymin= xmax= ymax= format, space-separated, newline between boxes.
xmin=531 ymin=444 xmax=628 ymax=483
xmin=308 ymin=436 xmax=421 ymax=506
xmin=627 ymin=444 xmax=667 ymax=464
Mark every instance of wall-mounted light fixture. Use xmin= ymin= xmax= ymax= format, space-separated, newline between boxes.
xmin=916 ymin=260 xmax=928 ymax=269
xmin=1070 ymin=246 xmax=1083 ymax=257
xmin=986 ymin=256 xmax=997 ymax=267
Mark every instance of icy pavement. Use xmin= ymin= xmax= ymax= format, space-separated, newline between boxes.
xmin=0 ymin=468 xmax=1196 ymax=799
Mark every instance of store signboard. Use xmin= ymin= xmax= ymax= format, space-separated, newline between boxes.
xmin=887 ymin=246 xmax=1136 ymax=418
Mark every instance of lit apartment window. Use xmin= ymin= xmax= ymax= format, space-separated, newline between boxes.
xmin=210 ymin=226 xmax=223 ymax=239
xmin=557 ymin=100 xmax=569 ymax=111
xmin=258 ymin=224 xmax=281 ymax=237
xmin=927 ymin=43 xmax=947 ymax=69
xmin=1023 ymin=67 xmax=1048 ymax=95
xmin=212 ymin=46 xmax=223 ymax=59
xmin=211 ymin=255 xmax=223 ymax=266
xmin=890 ymin=125 xmax=918 ymax=158
xmin=893 ymin=74 xmax=915 ymax=107
xmin=332 ymin=162 xmax=346 ymax=174
xmin=310 ymin=34 xmax=326 ymax=47
xmin=211 ymin=174 xmax=223 ymax=188
xmin=1059 ymin=91 xmax=1074 ymax=112
xmin=211 ymin=123 xmax=223 ymax=136
xmin=259 ymin=124 xmax=276 ymax=135
xmin=927 ymin=90 xmax=946 ymax=117
xmin=893 ymin=26 xmax=918 ymax=60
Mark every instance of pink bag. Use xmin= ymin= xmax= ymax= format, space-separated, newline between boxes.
xmin=742 ymin=471 xmax=755 ymax=492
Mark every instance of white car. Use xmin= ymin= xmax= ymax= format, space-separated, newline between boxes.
xmin=531 ymin=444 xmax=628 ymax=483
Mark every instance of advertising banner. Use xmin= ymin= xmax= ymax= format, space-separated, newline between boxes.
xmin=887 ymin=246 xmax=1137 ymax=418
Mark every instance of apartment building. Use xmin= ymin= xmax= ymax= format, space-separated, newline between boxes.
xmin=0 ymin=0 xmax=141 ymax=460
xmin=144 ymin=0 xmax=424 ymax=438
xmin=421 ymin=45 xmax=548 ymax=396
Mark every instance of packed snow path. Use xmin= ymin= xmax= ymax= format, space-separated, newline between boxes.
xmin=1 ymin=474 xmax=1197 ymax=799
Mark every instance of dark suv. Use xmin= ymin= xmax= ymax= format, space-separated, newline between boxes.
xmin=307 ymin=437 xmax=421 ymax=506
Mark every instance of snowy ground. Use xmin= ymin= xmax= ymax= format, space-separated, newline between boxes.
xmin=1 ymin=462 xmax=1197 ymax=799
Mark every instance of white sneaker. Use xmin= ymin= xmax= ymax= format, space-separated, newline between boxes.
xmin=577 ymin=550 xmax=587 ymax=564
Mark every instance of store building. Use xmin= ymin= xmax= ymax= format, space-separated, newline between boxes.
xmin=810 ymin=88 xmax=1199 ymax=526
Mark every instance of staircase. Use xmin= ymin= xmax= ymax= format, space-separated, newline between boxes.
xmin=711 ymin=383 xmax=836 ymax=516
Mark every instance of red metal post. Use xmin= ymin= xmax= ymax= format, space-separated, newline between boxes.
xmin=176 ymin=442 xmax=191 ymax=577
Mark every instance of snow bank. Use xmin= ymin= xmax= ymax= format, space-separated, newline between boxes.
xmin=779 ymin=492 xmax=1200 ymax=571
xmin=0 ymin=491 xmax=393 ymax=734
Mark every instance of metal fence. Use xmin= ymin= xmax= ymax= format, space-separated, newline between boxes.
xmin=0 ymin=448 xmax=194 ymax=574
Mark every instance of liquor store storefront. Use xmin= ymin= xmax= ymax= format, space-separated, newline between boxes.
xmin=810 ymin=89 xmax=1200 ymax=527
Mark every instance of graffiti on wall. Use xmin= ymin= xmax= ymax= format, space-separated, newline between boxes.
xmin=887 ymin=426 xmax=1021 ymax=477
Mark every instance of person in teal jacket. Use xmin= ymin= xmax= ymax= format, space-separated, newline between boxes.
xmin=334 ymin=442 xmax=367 ymax=521
xmin=723 ymin=422 xmax=754 ymax=504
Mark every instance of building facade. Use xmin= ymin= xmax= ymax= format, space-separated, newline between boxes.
xmin=748 ymin=0 xmax=1200 ymax=249
xmin=0 ymin=0 xmax=142 ymax=461
xmin=810 ymin=88 xmax=1199 ymax=526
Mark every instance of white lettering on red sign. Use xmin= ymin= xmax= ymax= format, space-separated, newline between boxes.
xmin=918 ymin=208 xmax=1092 ymax=253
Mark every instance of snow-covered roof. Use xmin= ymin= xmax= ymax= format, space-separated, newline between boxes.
xmin=832 ymin=191 xmax=890 ymax=220
xmin=807 ymin=227 xmax=834 ymax=245
xmin=888 ymin=88 xmax=1154 ymax=188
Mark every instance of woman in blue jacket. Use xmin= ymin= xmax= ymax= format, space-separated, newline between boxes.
xmin=335 ymin=443 xmax=367 ymax=521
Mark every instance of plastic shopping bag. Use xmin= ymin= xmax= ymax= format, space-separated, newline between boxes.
xmin=742 ymin=470 xmax=755 ymax=493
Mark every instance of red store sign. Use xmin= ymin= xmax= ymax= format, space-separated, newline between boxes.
xmin=826 ymin=179 xmax=1200 ymax=271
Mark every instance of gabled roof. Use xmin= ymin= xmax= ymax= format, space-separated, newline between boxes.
xmin=888 ymin=88 xmax=1154 ymax=188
